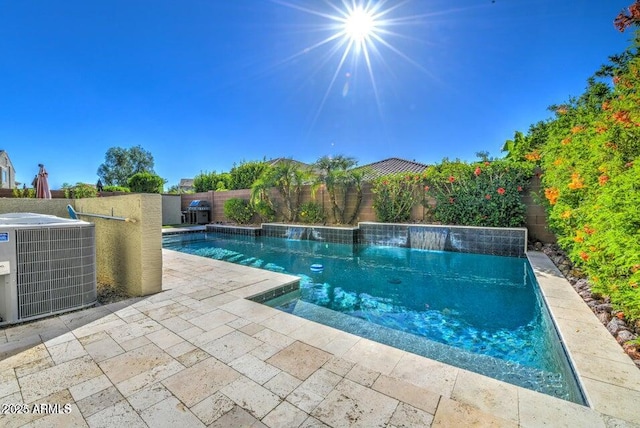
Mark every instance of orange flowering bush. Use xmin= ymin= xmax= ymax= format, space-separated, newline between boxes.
xmin=538 ymin=53 xmax=640 ymax=320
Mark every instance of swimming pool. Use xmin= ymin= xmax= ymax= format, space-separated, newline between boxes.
xmin=163 ymin=231 xmax=585 ymax=404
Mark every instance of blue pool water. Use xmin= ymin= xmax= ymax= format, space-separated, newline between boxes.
xmin=163 ymin=232 xmax=584 ymax=403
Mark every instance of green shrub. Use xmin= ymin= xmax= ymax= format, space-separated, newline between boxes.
xmin=64 ymin=183 xmax=97 ymax=199
xmin=229 ymin=160 xmax=269 ymax=190
xmin=253 ymin=200 xmax=276 ymax=222
xmin=12 ymin=187 xmax=35 ymax=198
xmin=103 ymin=185 xmax=130 ymax=192
xmin=372 ymin=174 xmax=421 ymax=223
xmin=424 ymin=160 xmax=533 ymax=227
xmin=223 ymin=198 xmax=255 ymax=224
xmin=128 ymin=172 xmax=165 ymax=193
xmin=193 ymin=171 xmax=231 ymax=192
xmin=298 ymin=201 xmax=326 ymax=224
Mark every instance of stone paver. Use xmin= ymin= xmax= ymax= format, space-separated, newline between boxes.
xmin=220 ymin=376 xmax=282 ymax=419
xmin=311 ymin=378 xmax=399 ymax=427
xmin=162 ymin=357 xmax=240 ymax=407
xmin=267 ymin=341 xmax=332 ymax=381
xmin=139 ymin=396 xmax=205 ymax=427
xmin=0 ymin=248 xmax=635 ymax=427
xmin=432 ymin=397 xmax=517 ymax=427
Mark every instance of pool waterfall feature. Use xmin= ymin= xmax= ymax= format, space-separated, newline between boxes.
xmin=252 ymin=222 xmax=527 ymax=257
xmin=166 ymin=222 xmax=585 ymax=404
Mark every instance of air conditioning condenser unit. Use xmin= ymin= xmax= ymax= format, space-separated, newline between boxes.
xmin=0 ymin=213 xmax=97 ymax=326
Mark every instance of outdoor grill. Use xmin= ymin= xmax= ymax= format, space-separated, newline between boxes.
xmin=186 ymin=200 xmax=211 ymax=224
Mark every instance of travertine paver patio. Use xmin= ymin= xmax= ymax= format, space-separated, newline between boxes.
xmin=1 ymin=247 xmax=639 ymax=427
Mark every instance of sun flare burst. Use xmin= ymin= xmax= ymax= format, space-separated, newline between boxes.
xmin=271 ymin=0 xmax=431 ymax=130
xmin=343 ymin=6 xmax=377 ymax=45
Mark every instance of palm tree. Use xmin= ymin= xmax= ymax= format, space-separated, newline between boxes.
xmin=313 ymin=155 xmax=365 ymax=224
xmin=251 ymin=159 xmax=311 ymax=222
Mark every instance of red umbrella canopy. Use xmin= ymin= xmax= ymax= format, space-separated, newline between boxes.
xmin=36 ymin=164 xmax=51 ymax=199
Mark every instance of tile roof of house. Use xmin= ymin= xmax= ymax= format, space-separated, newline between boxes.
xmin=355 ymin=157 xmax=429 ymax=179
xmin=179 ymin=178 xmax=194 ymax=188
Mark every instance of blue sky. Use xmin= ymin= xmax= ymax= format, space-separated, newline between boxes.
xmin=0 ymin=0 xmax=634 ymax=189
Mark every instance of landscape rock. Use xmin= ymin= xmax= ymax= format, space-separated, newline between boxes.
xmin=616 ymin=330 xmax=636 ymax=344
xmin=623 ymin=343 xmax=640 ymax=360
xmin=597 ymin=312 xmax=611 ymax=325
xmin=607 ymin=318 xmax=626 ymax=335
xmin=595 ymin=303 xmax=613 ymax=314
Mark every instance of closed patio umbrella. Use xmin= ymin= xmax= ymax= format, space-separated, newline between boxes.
xmin=35 ymin=164 xmax=51 ymax=199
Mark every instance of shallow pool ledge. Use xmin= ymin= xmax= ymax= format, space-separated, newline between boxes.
xmin=527 ymin=251 xmax=640 ymax=424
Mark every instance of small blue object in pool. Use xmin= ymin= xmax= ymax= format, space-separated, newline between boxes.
xmin=310 ymin=264 xmax=324 ymax=272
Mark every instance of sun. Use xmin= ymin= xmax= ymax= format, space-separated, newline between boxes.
xmin=343 ymin=6 xmax=377 ymax=45
xmin=270 ymin=0 xmax=430 ymax=127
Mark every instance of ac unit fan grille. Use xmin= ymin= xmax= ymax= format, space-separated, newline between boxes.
xmin=16 ymin=227 xmax=96 ymax=319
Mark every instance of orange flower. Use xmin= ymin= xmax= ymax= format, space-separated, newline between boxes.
xmin=544 ymin=187 xmax=559 ymax=205
xmin=497 ymin=187 xmax=505 ymax=195
xmin=485 ymin=194 xmax=491 ymax=200
xmin=613 ymin=110 xmax=632 ymax=125
xmin=553 ymin=158 xmax=564 ymax=166
xmin=574 ymin=234 xmax=584 ymax=243
xmin=568 ymin=173 xmax=584 ymax=190
xmin=595 ymin=125 xmax=607 ymax=134
xmin=602 ymin=101 xmax=611 ymax=111
xmin=424 ymin=185 xmax=430 ymax=191
xmin=561 ymin=210 xmax=572 ymax=219
xmin=484 ymin=161 xmax=490 ymax=166
xmin=571 ymin=125 xmax=584 ymax=134
xmin=583 ymin=225 xmax=595 ymax=235
xmin=474 ymin=167 xmax=481 ymax=176
xmin=604 ymin=141 xmax=618 ymax=150
xmin=448 ymin=176 xmax=455 ymax=183
xmin=556 ymin=106 xmax=568 ymax=114
xmin=517 ymin=186 xmax=523 ymax=192
xmin=524 ymin=151 xmax=541 ymax=161
xmin=561 ymin=137 xmax=571 ymax=145
xmin=579 ymin=251 xmax=589 ymax=261
xmin=598 ymin=175 xmax=609 ymax=186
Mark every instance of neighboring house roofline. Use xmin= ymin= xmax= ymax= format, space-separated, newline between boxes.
xmin=354 ymin=157 xmax=429 ymax=180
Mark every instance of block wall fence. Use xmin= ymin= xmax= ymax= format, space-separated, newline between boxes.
xmin=181 ymin=176 xmax=557 ymax=243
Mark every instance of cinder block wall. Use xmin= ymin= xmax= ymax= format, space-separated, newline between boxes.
xmin=76 ymin=194 xmax=162 ymax=296
xmin=161 ymin=194 xmax=182 ymax=225
xmin=182 ymin=179 xmax=557 ymax=243
xmin=0 ymin=198 xmax=72 ymax=217
xmin=522 ymin=174 xmax=556 ymax=243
